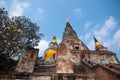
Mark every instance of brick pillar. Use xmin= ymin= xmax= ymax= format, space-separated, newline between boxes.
xmin=15 ymin=49 xmax=39 ymax=73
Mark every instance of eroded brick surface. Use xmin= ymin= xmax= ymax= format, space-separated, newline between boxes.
xmin=1 ymin=22 xmax=120 ymax=80
xmin=30 ymin=76 xmax=51 ymax=80
xmin=15 ymin=49 xmax=39 ymax=73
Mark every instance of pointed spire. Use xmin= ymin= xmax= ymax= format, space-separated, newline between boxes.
xmin=51 ymin=36 xmax=57 ymax=43
xmin=63 ymin=19 xmax=78 ymax=39
xmin=65 ymin=22 xmax=73 ymax=30
xmin=48 ymin=36 xmax=58 ymax=49
xmin=94 ymin=36 xmax=98 ymax=42
xmin=94 ymin=37 xmax=101 ymax=47
xmin=66 ymin=17 xmax=69 ymax=23
xmin=94 ymin=36 xmax=107 ymax=51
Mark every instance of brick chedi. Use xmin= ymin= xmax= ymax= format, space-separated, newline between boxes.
xmin=56 ymin=21 xmax=89 ymax=73
xmin=0 ymin=20 xmax=120 ymax=80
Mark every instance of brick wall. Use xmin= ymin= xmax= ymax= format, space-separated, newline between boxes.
xmin=15 ymin=49 xmax=39 ymax=73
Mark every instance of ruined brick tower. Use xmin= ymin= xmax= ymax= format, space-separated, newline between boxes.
xmin=56 ymin=21 xmax=89 ymax=73
xmin=0 ymin=20 xmax=120 ymax=80
xmin=55 ymin=21 xmax=120 ymax=80
xmin=15 ymin=49 xmax=39 ymax=73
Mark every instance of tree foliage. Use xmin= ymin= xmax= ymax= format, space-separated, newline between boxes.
xmin=0 ymin=8 xmax=42 ymax=58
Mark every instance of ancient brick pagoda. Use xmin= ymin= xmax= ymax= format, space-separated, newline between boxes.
xmin=0 ymin=21 xmax=120 ymax=80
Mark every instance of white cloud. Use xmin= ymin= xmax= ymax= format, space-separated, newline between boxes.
xmin=87 ymin=40 xmax=94 ymax=50
xmin=105 ymin=16 xmax=116 ymax=27
xmin=35 ymin=40 xmax=49 ymax=57
xmin=103 ymin=39 xmax=113 ymax=48
xmin=57 ymin=39 xmax=61 ymax=44
xmin=86 ymin=16 xmax=117 ymax=50
xmin=113 ymin=29 xmax=120 ymax=47
xmin=36 ymin=8 xmax=45 ymax=20
xmin=0 ymin=0 xmax=7 ymax=8
xmin=102 ymin=29 xmax=120 ymax=52
xmin=85 ymin=32 xmax=91 ymax=41
xmin=84 ymin=21 xmax=92 ymax=28
xmin=10 ymin=0 xmax=30 ymax=17
xmin=37 ymin=8 xmax=44 ymax=15
xmin=94 ymin=16 xmax=116 ymax=40
xmin=74 ymin=8 xmax=82 ymax=18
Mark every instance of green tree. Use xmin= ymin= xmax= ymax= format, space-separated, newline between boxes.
xmin=0 ymin=8 xmax=42 ymax=58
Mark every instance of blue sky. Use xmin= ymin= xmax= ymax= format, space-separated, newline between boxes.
xmin=0 ymin=0 xmax=120 ymax=59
